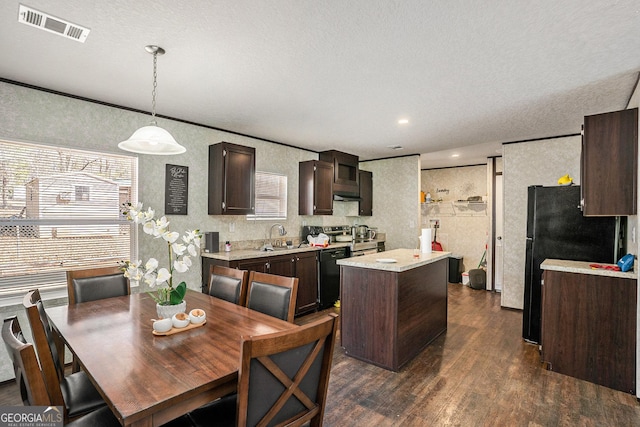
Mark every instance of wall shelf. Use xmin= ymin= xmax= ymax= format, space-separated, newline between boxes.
xmin=421 ymin=201 xmax=486 ymax=217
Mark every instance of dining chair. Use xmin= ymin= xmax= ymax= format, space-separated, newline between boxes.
xmin=23 ymin=289 xmax=106 ymax=422
xmin=245 ymin=271 xmax=299 ymax=322
xmin=2 ymin=315 xmax=121 ymax=426
xmin=66 ymin=265 xmax=130 ymax=305
xmin=208 ymin=265 xmax=249 ymax=305
xmin=188 ymin=313 xmax=339 ymax=427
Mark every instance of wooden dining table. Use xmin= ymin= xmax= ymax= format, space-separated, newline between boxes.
xmin=46 ymin=290 xmax=297 ymax=427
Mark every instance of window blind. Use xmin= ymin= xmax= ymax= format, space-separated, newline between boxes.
xmin=0 ymin=139 xmax=137 ymax=296
xmin=248 ymin=172 xmax=287 ymax=219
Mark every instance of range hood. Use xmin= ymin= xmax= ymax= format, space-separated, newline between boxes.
xmin=333 ymin=194 xmax=361 ymax=202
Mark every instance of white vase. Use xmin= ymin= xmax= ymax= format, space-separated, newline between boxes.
xmin=156 ymin=300 xmax=187 ymax=319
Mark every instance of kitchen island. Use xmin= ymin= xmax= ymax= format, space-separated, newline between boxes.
xmin=337 ymin=248 xmax=450 ymax=371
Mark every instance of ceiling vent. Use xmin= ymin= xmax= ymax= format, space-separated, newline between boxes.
xmin=18 ymin=4 xmax=90 ymax=43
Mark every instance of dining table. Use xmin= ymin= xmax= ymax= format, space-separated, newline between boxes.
xmin=45 ymin=290 xmax=297 ymax=427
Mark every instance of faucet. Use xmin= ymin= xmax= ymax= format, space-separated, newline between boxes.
xmin=262 ymin=223 xmax=287 ymax=251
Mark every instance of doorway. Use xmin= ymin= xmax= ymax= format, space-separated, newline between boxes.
xmin=494 ymin=173 xmax=503 ymax=291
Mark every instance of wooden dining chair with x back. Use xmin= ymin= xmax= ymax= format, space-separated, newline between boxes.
xmin=208 ymin=265 xmax=249 ymax=306
xmin=188 ymin=313 xmax=339 ymax=427
xmin=245 ymin=271 xmax=299 ymax=322
xmin=66 ymin=265 xmax=130 ymax=305
xmin=2 ymin=315 xmax=122 ymax=427
xmin=23 ymin=289 xmax=107 ymax=423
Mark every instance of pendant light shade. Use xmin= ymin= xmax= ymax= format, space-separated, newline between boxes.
xmin=118 ymin=45 xmax=186 ymax=155
xmin=118 ymin=125 xmax=185 ymax=155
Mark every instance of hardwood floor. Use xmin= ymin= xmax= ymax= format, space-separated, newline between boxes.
xmin=317 ymin=284 xmax=640 ymax=426
xmin=2 ymin=284 xmax=639 ymax=426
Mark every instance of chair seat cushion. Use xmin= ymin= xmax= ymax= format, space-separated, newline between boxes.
xmin=65 ymin=407 xmax=121 ymax=427
xmin=61 ymin=371 xmax=106 ymax=418
xmin=188 ymin=394 xmax=237 ymax=427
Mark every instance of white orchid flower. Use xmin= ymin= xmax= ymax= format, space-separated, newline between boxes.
xmin=163 ymin=231 xmax=180 ymax=244
xmin=143 ymin=207 xmax=155 ymax=222
xmin=143 ymin=271 xmax=158 ymax=288
xmin=143 ymin=221 xmax=156 ymax=235
xmin=172 ymin=242 xmax=187 ymax=256
xmin=174 ymin=256 xmax=191 ymax=273
xmin=144 ymin=258 xmax=159 ymax=272
xmin=187 ymin=243 xmax=198 ymax=257
xmin=156 ymin=268 xmax=171 ymax=285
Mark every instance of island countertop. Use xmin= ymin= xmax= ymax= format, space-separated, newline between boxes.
xmin=337 ymin=248 xmax=451 ymax=272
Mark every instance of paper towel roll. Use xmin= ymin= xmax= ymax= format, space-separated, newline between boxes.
xmin=421 ymin=228 xmax=432 ymax=254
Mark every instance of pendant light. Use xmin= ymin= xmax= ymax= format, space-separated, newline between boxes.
xmin=118 ymin=45 xmax=186 ymax=155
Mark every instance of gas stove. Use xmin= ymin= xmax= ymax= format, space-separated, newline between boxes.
xmin=301 ymin=225 xmax=378 ymax=253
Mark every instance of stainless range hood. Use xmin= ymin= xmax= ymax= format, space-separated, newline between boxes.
xmin=333 ymin=194 xmax=361 ymax=202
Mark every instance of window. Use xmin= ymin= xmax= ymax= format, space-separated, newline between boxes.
xmin=247 ymin=172 xmax=287 ymax=220
xmin=0 ymin=139 xmax=137 ymax=300
xmin=75 ymin=185 xmax=90 ymax=201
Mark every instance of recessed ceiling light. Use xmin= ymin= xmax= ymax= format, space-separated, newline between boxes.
xmin=398 ymin=119 xmax=409 ymax=124
xmin=451 ymin=154 xmax=460 ymax=158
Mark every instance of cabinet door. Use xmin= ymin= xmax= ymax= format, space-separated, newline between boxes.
xmin=299 ymin=160 xmax=333 ymax=215
xmin=582 ymin=108 xmax=637 ymax=216
xmin=267 ymin=254 xmax=296 ymax=277
xmin=294 ymin=251 xmax=319 ymax=315
xmin=314 ymin=161 xmax=334 ymax=215
xmin=208 ymin=142 xmax=255 ymax=215
xmin=359 ymin=170 xmax=373 ymax=216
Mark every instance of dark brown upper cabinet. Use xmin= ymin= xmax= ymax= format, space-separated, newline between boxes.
xmin=319 ymin=150 xmax=359 ymax=197
xmin=208 ymin=142 xmax=255 ymax=215
xmin=581 ymin=108 xmax=637 ymax=216
xmin=299 ymin=160 xmax=333 ymax=215
xmin=359 ymin=170 xmax=373 ymax=216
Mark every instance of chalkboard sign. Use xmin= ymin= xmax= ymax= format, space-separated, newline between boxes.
xmin=165 ymin=164 xmax=188 ymax=215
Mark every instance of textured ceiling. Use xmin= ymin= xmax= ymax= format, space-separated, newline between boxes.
xmin=0 ymin=1 xmax=638 ymax=168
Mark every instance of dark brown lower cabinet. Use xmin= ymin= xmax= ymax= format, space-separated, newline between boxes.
xmin=202 ymin=251 xmax=318 ymax=316
xmin=541 ymin=270 xmax=636 ymax=393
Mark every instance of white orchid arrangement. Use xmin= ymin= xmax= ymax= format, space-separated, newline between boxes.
xmin=119 ymin=203 xmax=202 ymax=305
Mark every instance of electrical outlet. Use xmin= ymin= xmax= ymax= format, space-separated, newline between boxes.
xmin=229 ymin=222 xmax=235 ymax=232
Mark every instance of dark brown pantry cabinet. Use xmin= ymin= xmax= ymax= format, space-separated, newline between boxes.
xmin=541 ymin=269 xmax=636 ymax=393
xmin=208 ymin=142 xmax=255 ymax=215
xmin=359 ymin=169 xmax=373 ymax=216
xmin=299 ymin=160 xmax=333 ymax=215
xmin=581 ymin=108 xmax=637 ymax=216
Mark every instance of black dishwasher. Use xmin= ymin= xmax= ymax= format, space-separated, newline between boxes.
xmin=319 ymin=246 xmax=349 ymax=310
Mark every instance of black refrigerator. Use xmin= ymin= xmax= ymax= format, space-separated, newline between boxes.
xmin=523 ymin=185 xmax=623 ymax=344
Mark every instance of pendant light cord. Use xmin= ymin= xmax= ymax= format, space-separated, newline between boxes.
xmin=151 ymin=50 xmax=158 ymax=125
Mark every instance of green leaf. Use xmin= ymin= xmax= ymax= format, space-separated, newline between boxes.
xmin=170 ymin=281 xmax=187 ymax=305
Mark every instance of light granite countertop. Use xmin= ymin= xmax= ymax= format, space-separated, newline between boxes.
xmin=336 ymin=248 xmax=451 ymax=272
xmin=541 ymin=258 xmax=637 ymax=280
xmin=201 ymin=242 xmax=352 ymax=261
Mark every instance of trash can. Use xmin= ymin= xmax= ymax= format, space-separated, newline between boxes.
xmin=448 ymin=255 xmax=463 ymax=283
xmin=468 ymin=269 xmax=486 ymax=290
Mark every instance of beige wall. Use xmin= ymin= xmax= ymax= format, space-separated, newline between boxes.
xmin=0 ymin=81 xmax=420 ymax=290
xmin=421 ymin=165 xmax=489 ymax=271
xmin=502 ymin=136 xmax=582 ymax=309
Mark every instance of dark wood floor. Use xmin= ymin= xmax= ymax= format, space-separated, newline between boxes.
xmin=2 ymin=284 xmax=639 ymax=426
xmin=316 ymin=284 xmax=640 ymax=426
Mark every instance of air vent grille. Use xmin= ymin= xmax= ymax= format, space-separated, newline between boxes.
xmin=18 ymin=4 xmax=90 ymax=43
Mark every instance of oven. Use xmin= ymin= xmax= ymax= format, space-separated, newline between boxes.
xmin=350 ymin=241 xmax=378 ymax=257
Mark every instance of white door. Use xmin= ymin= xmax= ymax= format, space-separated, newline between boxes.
xmin=494 ymin=174 xmax=504 ymax=291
